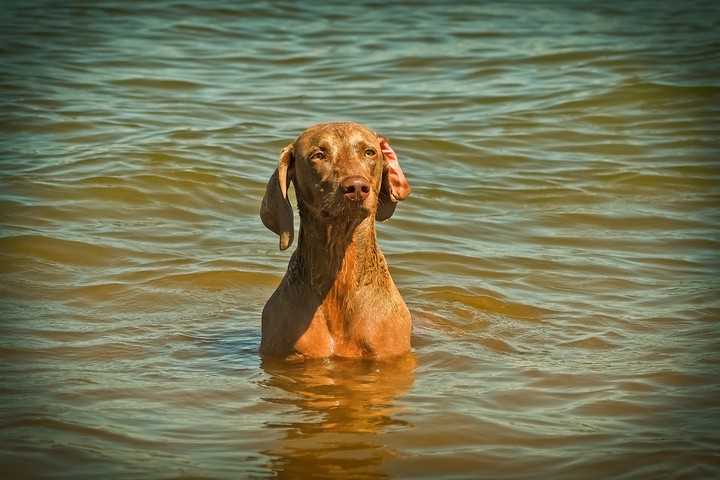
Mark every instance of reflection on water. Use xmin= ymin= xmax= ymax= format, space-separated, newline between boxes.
xmin=1 ymin=0 xmax=720 ymax=478
xmin=260 ymin=356 xmax=415 ymax=479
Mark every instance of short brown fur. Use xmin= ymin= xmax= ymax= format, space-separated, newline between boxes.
xmin=259 ymin=122 xmax=411 ymax=360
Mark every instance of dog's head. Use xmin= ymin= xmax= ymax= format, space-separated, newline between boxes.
xmin=260 ymin=122 xmax=411 ymax=250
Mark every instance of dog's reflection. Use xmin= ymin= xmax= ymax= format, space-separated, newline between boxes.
xmin=260 ymin=354 xmax=416 ymax=478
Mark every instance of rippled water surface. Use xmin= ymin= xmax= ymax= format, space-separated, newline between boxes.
xmin=2 ymin=1 xmax=720 ymax=478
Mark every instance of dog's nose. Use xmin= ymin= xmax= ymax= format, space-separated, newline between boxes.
xmin=342 ymin=176 xmax=371 ymax=202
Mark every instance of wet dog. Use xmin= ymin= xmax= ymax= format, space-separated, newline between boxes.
xmin=260 ymin=122 xmax=411 ymax=359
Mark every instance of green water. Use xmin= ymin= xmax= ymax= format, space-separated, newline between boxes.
xmin=1 ymin=1 xmax=719 ymax=478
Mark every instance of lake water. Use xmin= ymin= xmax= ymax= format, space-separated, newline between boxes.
xmin=1 ymin=1 xmax=719 ymax=478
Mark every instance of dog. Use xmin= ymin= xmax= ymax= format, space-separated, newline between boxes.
xmin=259 ymin=122 xmax=412 ymax=359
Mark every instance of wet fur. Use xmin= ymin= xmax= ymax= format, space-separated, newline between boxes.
xmin=260 ymin=122 xmax=411 ymax=360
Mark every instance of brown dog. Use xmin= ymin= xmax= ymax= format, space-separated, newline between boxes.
xmin=259 ymin=122 xmax=412 ymax=360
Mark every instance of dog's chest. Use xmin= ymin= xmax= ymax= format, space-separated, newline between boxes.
xmin=292 ymin=303 xmax=376 ymax=358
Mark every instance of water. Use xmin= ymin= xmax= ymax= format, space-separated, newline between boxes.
xmin=2 ymin=0 xmax=719 ymax=478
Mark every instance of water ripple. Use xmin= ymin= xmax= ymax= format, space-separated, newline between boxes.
xmin=1 ymin=0 xmax=719 ymax=478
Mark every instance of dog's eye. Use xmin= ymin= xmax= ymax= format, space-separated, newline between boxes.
xmin=364 ymin=148 xmax=377 ymax=157
xmin=309 ymin=150 xmax=326 ymax=161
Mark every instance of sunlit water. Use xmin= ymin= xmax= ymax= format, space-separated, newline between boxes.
xmin=1 ymin=1 xmax=719 ymax=478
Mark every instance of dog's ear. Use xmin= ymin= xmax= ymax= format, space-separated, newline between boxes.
xmin=376 ymin=136 xmax=411 ymax=221
xmin=260 ymin=144 xmax=295 ymax=250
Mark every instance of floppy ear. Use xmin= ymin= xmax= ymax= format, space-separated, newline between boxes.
xmin=376 ymin=136 xmax=411 ymax=222
xmin=260 ymin=144 xmax=295 ymax=250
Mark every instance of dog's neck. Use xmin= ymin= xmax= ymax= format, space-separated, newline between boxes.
xmin=291 ymin=211 xmax=388 ymax=294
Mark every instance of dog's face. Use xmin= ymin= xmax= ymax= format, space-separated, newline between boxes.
xmin=260 ymin=122 xmax=410 ymax=250
xmin=293 ymin=122 xmax=384 ymax=220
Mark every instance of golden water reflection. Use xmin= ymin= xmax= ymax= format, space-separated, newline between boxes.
xmin=259 ymin=355 xmax=416 ymax=479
